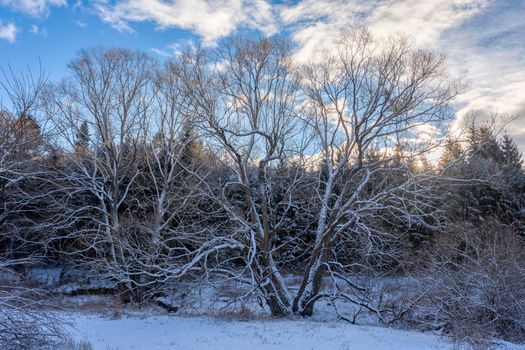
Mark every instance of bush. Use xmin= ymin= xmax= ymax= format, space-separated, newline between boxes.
xmin=415 ymin=222 xmax=525 ymax=346
xmin=0 ymin=282 xmax=69 ymax=350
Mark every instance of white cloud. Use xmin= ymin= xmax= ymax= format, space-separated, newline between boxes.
xmin=0 ymin=21 xmax=17 ymax=43
xmin=150 ymin=47 xmax=171 ymax=57
xmin=454 ymin=16 xmax=525 ymax=106
xmin=29 ymin=24 xmax=48 ymax=36
xmin=282 ymin=0 xmax=489 ymax=62
xmin=281 ymin=0 xmax=364 ymax=63
xmin=0 ymin=0 xmax=66 ymax=17
xmin=94 ymin=0 xmax=277 ymax=46
xmin=76 ymin=20 xmax=88 ymax=28
xmin=438 ymin=2 xmax=525 ymax=147
xmin=281 ymin=0 xmax=525 ymax=149
xmin=151 ymin=39 xmax=196 ymax=57
xmin=366 ymin=0 xmax=488 ymax=46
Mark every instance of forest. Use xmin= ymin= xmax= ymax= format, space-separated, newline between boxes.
xmin=1 ymin=28 xmax=524 ymax=349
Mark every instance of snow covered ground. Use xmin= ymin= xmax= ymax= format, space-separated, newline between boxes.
xmin=68 ymin=313 xmax=457 ymax=350
xmin=15 ymin=269 xmax=523 ymax=349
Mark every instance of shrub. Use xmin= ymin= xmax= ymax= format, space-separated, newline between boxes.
xmin=416 ymin=222 xmax=525 ymax=346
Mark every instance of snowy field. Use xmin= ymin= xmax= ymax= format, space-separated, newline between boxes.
xmin=14 ymin=270 xmax=524 ymax=350
xmin=68 ymin=314 xmax=458 ymax=350
xmin=6 ymin=268 xmax=523 ymax=350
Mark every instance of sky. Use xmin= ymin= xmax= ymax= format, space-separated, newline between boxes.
xmin=0 ymin=0 xmax=524 ymax=147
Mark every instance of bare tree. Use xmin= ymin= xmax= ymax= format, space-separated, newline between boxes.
xmin=0 ymin=64 xmax=49 ymax=246
xmin=183 ymin=37 xmax=309 ymax=315
xmin=0 ymin=65 xmax=70 ymax=350
xmin=118 ymin=60 xmax=233 ymax=301
xmin=184 ymin=30 xmax=457 ymax=317
xmin=44 ymin=49 xmax=235 ymax=304
xmin=291 ymin=28 xmax=458 ymax=316
xmin=47 ymin=47 xmax=156 ymax=301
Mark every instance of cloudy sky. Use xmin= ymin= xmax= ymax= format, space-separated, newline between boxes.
xmin=1 ymin=0 xmax=524 ymax=146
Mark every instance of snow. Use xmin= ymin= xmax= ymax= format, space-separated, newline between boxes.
xmin=67 ymin=314 xmax=456 ymax=350
xmin=17 ymin=271 xmax=522 ymax=350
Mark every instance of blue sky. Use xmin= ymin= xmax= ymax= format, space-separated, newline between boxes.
xmin=0 ymin=1 xmax=203 ymax=82
xmin=1 ymin=0 xmax=525 ymax=146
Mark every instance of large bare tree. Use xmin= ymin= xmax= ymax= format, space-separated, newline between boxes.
xmin=184 ymin=30 xmax=457 ymax=316
xmin=182 ymin=37 xmax=309 ymax=315
xmin=291 ymin=29 xmax=459 ymax=315
xmin=47 ymin=47 xmax=156 ymax=300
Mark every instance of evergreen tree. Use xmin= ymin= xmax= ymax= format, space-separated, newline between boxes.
xmin=74 ymin=120 xmax=90 ymax=153
xmin=500 ymin=133 xmax=523 ymax=172
xmin=179 ymin=119 xmax=207 ymax=166
xmin=497 ymin=133 xmax=525 ymax=224
xmin=439 ymin=138 xmax=463 ymax=174
xmin=12 ymin=114 xmax=43 ymax=159
xmin=476 ymin=126 xmax=503 ymax=162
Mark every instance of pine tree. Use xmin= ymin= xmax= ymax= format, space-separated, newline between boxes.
xmin=439 ymin=138 xmax=463 ymax=174
xmin=12 ymin=114 xmax=43 ymax=158
xmin=500 ymin=133 xmax=523 ymax=169
xmin=179 ymin=119 xmax=207 ymax=166
xmin=476 ymin=126 xmax=503 ymax=162
xmin=498 ymin=133 xmax=525 ymax=191
xmin=496 ymin=133 xmax=525 ymax=225
xmin=75 ymin=120 xmax=90 ymax=153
